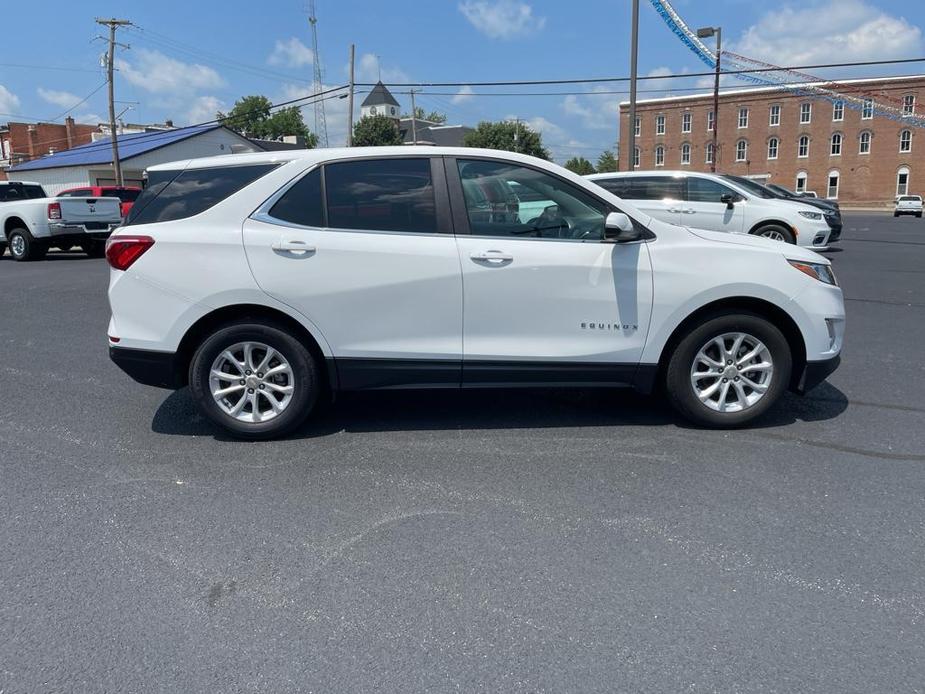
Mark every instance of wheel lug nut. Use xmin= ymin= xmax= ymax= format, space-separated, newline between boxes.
xmin=734 ymin=377 xmax=739 ymax=381
xmin=259 ymin=384 xmax=265 ymax=390
xmin=245 ymin=370 xmax=252 ymax=375
xmin=257 ymin=372 xmax=263 ymax=378
xmin=239 ymin=380 xmax=245 ymax=386
xmin=726 ymin=360 xmax=732 ymax=365
xmin=248 ymin=388 xmax=254 ymax=393
xmin=722 ymin=378 xmax=728 ymax=383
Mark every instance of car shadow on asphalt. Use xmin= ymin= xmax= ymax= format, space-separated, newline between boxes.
xmin=150 ymin=382 xmax=850 ymax=441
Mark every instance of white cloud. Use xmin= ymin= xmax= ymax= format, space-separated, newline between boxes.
xmin=511 ymin=114 xmax=591 ymax=162
xmin=268 ymin=38 xmax=314 ymax=68
xmin=357 ymin=53 xmax=410 ymax=84
xmin=452 ymin=85 xmax=475 ymax=104
xmin=278 ymin=83 xmax=350 ymax=147
xmin=0 ymin=84 xmax=21 ymax=114
xmin=115 ymin=48 xmax=224 ymax=95
xmin=561 ymin=88 xmax=622 ymax=131
xmin=74 ymin=113 xmax=102 ymax=125
xmin=37 ymin=87 xmax=81 ymax=109
xmin=459 ymin=0 xmax=545 ymax=39
xmin=733 ymin=0 xmax=923 ymax=66
xmin=186 ymin=95 xmax=225 ymax=124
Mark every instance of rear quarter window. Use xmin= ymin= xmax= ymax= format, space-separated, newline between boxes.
xmin=126 ymin=164 xmax=278 ymax=225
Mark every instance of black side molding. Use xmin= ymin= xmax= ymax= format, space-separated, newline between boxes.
xmin=110 ymin=346 xmax=184 ymax=389
xmin=794 ymin=354 xmax=841 ymax=394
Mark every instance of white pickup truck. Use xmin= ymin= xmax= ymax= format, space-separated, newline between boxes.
xmin=894 ymin=194 xmax=923 ymax=218
xmin=1 ymin=181 xmax=123 ymax=261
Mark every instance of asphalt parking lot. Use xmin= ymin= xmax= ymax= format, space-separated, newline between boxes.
xmin=2 ymin=213 xmax=924 ymax=692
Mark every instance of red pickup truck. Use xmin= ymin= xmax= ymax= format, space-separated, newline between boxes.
xmin=58 ymin=185 xmax=142 ymax=218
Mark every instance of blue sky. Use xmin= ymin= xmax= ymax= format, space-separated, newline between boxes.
xmin=2 ymin=0 xmax=923 ymax=161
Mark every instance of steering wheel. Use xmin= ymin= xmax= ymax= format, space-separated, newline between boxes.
xmin=523 ymin=206 xmax=571 ymax=238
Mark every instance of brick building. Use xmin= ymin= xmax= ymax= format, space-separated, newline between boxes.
xmin=619 ymin=75 xmax=925 ymax=206
xmin=0 ymin=117 xmax=99 ymax=180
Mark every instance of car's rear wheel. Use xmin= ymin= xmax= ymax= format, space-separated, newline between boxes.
xmin=752 ymin=224 xmax=795 ymax=244
xmin=189 ymin=322 xmax=319 ymax=440
xmin=8 ymin=228 xmax=46 ymax=261
xmin=665 ymin=313 xmax=792 ymax=428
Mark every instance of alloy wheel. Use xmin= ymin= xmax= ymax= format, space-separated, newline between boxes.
xmin=689 ymin=332 xmax=774 ymax=413
xmin=10 ymin=234 xmax=25 ymax=258
xmin=209 ymin=341 xmax=295 ymax=423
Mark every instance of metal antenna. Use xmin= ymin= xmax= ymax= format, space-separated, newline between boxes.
xmin=308 ymin=0 xmax=329 ymax=147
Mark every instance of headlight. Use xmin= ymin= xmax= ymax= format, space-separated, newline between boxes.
xmin=798 ymin=210 xmax=823 ymax=220
xmin=788 ymin=259 xmax=838 ymax=286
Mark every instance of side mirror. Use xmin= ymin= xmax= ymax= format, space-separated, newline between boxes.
xmin=604 ymin=212 xmax=641 ymax=243
xmin=720 ymin=193 xmax=736 ymax=209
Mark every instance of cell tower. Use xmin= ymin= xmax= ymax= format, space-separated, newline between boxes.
xmin=308 ymin=0 xmax=329 ymax=147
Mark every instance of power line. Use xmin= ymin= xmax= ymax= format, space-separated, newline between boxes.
xmin=46 ymin=81 xmax=108 ymax=123
xmin=0 ymin=63 xmax=101 ymax=73
xmin=356 ymin=57 xmax=925 ymax=88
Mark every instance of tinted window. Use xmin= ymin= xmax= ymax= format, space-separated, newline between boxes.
xmin=0 ymin=184 xmax=46 ymax=201
xmin=126 ymin=164 xmax=277 ymax=226
xmin=457 ymin=159 xmax=607 ymax=240
xmin=105 ymin=188 xmax=140 ymax=203
xmin=687 ymin=177 xmax=737 ymax=203
xmin=325 ymin=158 xmax=436 ymax=233
xmin=605 ymin=176 xmax=683 ymax=201
xmin=268 ymin=168 xmax=324 ymax=227
xmin=592 ymin=178 xmax=632 ymax=198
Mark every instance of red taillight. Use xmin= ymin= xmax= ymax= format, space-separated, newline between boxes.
xmin=106 ymin=235 xmax=154 ymax=270
xmin=48 ymin=202 xmax=62 ymax=220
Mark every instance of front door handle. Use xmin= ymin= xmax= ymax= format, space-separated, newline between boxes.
xmin=681 ymin=208 xmax=696 ymax=214
xmin=272 ymin=239 xmax=316 ymax=256
xmin=470 ymin=250 xmax=513 ymax=264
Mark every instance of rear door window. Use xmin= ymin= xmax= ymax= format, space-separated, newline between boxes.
xmin=597 ymin=176 xmax=682 ymax=201
xmin=126 ymin=164 xmax=278 ymax=225
xmin=324 ymin=158 xmax=437 ymax=234
xmin=268 ymin=168 xmax=324 ymax=227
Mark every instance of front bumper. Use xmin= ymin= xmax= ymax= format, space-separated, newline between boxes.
xmin=794 ymin=354 xmax=841 ymax=394
xmin=110 ymin=346 xmax=184 ymax=389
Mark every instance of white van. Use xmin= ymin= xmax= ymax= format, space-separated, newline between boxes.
xmin=587 ymin=170 xmax=833 ymax=249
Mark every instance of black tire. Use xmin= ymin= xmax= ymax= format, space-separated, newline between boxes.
xmin=81 ymin=240 xmax=106 ymax=258
xmin=188 ymin=322 xmax=319 ymax=440
xmin=752 ymin=224 xmax=795 ymax=244
xmin=917 ymin=212 xmax=923 ymax=218
xmin=894 ymin=212 xmax=900 ymax=217
xmin=664 ymin=312 xmax=792 ymax=428
xmin=7 ymin=228 xmax=46 ymax=261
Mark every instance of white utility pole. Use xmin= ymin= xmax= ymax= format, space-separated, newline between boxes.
xmin=410 ymin=89 xmax=418 ymax=145
xmin=347 ymin=44 xmax=355 ymax=146
xmin=96 ymin=17 xmax=132 ymax=186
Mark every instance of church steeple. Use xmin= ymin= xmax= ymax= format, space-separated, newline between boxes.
xmin=360 ymin=81 xmax=401 ymax=121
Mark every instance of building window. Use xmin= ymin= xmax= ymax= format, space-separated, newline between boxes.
xmin=897 ymin=166 xmax=910 ymax=196
xmin=767 ymin=137 xmax=779 ymax=160
xmin=682 ymin=112 xmax=692 ymax=133
xmin=655 ymin=145 xmax=665 ymax=167
xmin=903 ymin=94 xmax=916 ymax=116
xmin=830 ymin=132 xmax=842 ymax=156
xmin=707 ymin=110 xmax=714 ymax=132
xmin=900 ymin=129 xmax=912 ymax=153
xmin=738 ymin=107 xmax=749 ymax=128
xmin=680 ymin=142 xmax=691 ymax=165
xmin=769 ymin=104 xmax=780 ymax=126
xmin=800 ymin=102 xmax=812 ymax=124
xmin=705 ymin=142 xmax=714 ymax=164
xmin=634 ymin=116 xmax=641 ymax=137
xmin=827 ymin=170 xmax=840 ymax=199
xmin=859 ymin=131 xmax=871 ymax=155
xmin=633 ymin=146 xmax=640 ymax=168
xmin=832 ymin=100 xmax=844 ymax=121
xmin=656 ymin=114 xmax=665 ymax=136
xmin=735 ymin=139 xmax=747 ymax=162
xmin=796 ymin=171 xmax=808 ymax=193
xmin=862 ymin=98 xmax=873 ymax=119
xmin=798 ymin=135 xmax=810 ymax=158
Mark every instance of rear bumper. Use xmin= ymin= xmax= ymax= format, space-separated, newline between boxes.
xmin=49 ymin=222 xmax=120 ymax=235
xmin=109 ymin=346 xmax=184 ymax=389
xmin=794 ymin=354 xmax=841 ymax=395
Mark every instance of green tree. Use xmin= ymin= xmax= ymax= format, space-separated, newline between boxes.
xmin=353 ymin=114 xmax=404 ymax=146
xmin=564 ymin=156 xmax=596 ymax=175
xmin=463 ymin=120 xmax=549 ymax=159
xmin=218 ymin=95 xmax=316 ymax=146
xmin=403 ymin=106 xmax=447 ymax=124
xmin=596 ymin=150 xmax=618 ymax=173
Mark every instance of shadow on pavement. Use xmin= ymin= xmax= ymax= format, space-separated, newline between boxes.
xmin=151 ymin=381 xmax=850 ymax=441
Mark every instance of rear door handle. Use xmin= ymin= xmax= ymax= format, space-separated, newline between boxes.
xmin=272 ymin=239 xmax=316 ymax=255
xmin=681 ymin=208 xmax=696 ymax=214
xmin=470 ymin=250 xmax=513 ymax=263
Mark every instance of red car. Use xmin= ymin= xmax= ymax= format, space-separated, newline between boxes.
xmin=57 ymin=185 xmax=142 ymax=218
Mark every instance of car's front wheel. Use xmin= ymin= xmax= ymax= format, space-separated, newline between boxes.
xmin=752 ymin=224 xmax=795 ymax=244
xmin=665 ymin=313 xmax=792 ymax=428
xmin=188 ymin=322 xmax=320 ymax=439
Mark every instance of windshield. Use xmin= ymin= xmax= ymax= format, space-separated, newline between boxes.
xmin=899 ymin=196 xmax=921 ymax=202
xmin=720 ymin=174 xmax=777 ymax=199
xmin=768 ymin=184 xmax=797 ymax=198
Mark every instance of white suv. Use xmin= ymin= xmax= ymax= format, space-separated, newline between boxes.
xmin=587 ymin=170 xmax=833 ymax=249
xmin=107 ymin=147 xmax=844 ymax=439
